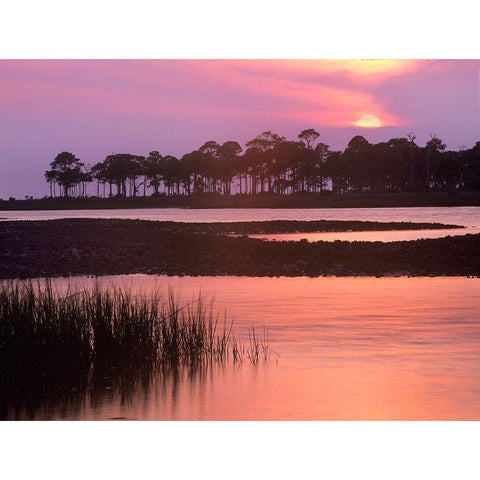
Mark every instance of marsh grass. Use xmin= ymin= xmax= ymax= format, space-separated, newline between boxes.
xmin=0 ymin=280 xmax=275 ymax=417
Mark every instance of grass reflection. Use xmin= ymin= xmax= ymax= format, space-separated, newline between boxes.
xmin=0 ymin=281 xmax=274 ymax=419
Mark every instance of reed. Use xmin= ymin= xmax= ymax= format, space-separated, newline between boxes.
xmin=0 ymin=280 xmax=276 ymax=417
xmin=0 ymin=280 xmax=275 ymax=366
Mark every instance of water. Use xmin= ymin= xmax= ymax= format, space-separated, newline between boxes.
xmin=248 ymin=227 xmax=480 ymax=243
xmin=1 ymin=206 xmax=479 ymax=226
xmin=2 ymin=206 xmax=479 ymax=242
xmin=2 ymin=206 xmax=480 ymax=419
xmin=5 ymin=274 xmax=480 ymax=420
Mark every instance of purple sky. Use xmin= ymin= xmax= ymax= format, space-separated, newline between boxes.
xmin=0 ymin=59 xmax=479 ymax=198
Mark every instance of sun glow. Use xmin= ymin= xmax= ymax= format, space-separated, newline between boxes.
xmin=355 ymin=113 xmax=382 ymax=128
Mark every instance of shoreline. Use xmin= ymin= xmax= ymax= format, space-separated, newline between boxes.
xmin=1 ymin=219 xmax=479 ymax=279
xmin=1 ymin=191 xmax=480 ymax=211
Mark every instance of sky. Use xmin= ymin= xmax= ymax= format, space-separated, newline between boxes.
xmin=1 ymin=59 xmax=479 ymax=198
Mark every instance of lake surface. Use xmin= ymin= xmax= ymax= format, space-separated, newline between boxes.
xmin=2 ymin=206 xmax=479 ymax=242
xmin=248 ymin=227 xmax=480 ymax=243
xmin=2 ymin=206 xmax=480 ymax=419
xmin=1 ymin=206 xmax=479 ymax=226
xmin=5 ymin=275 xmax=480 ymax=420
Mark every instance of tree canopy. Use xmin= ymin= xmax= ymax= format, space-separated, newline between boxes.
xmin=44 ymin=131 xmax=480 ymax=198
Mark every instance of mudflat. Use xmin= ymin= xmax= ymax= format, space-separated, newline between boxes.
xmin=1 ymin=219 xmax=478 ymax=278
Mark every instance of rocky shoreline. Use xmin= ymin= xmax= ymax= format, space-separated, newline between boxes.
xmin=1 ymin=219 xmax=479 ymax=278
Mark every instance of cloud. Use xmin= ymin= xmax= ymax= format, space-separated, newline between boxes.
xmin=0 ymin=59 xmax=416 ymax=127
xmin=0 ymin=59 xmax=479 ymax=197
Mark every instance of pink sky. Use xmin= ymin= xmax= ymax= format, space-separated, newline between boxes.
xmin=0 ymin=59 xmax=479 ymax=198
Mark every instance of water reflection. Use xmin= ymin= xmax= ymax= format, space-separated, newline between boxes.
xmin=2 ymin=206 xmax=479 ymax=228
xmin=2 ymin=275 xmax=480 ymax=420
xmin=248 ymin=227 xmax=480 ymax=243
xmin=1 ymin=354 xmax=265 ymax=421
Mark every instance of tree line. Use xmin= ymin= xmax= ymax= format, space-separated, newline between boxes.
xmin=44 ymin=129 xmax=480 ymax=198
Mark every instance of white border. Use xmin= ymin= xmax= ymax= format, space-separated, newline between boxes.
xmin=2 ymin=422 xmax=479 ymax=479
xmin=1 ymin=0 xmax=479 ymax=59
xmin=1 ymin=2 xmax=479 ymax=479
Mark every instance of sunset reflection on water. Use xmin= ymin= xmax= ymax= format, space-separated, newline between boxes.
xmin=5 ymin=275 xmax=479 ymax=420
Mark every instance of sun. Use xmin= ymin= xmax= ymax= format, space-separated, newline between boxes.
xmin=355 ymin=114 xmax=382 ymax=128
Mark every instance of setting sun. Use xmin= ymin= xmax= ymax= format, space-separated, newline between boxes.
xmin=356 ymin=113 xmax=382 ymax=128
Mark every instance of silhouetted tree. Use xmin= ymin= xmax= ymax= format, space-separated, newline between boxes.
xmin=245 ymin=131 xmax=285 ymax=194
xmin=460 ymin=142 xmax=480 ymax=189
xmin=425 ymin=134 xmax=446 ymax=191
xmin=406 ymin=132 xmax=417 ymax=188
xmin=182 ymin=150 xmax=208 ymax=195
xmin=45 ymin=152 xmax=85 ymax=198
xmin=45 ymin=132 xmax=480 ymax=199
xmin=342 ymin=136 xmax=372 ymax=192
xmin=298 ymin=128 xmax=320 ymax=150
xmin=217 ymin=141 xmax=242 ymax=195
xmin=433 ymin=150 xmax=462 ymax=192
xmin=144 ymin=151 xmax=164 ymax=195
xmin=91 ymin=162 xmax=107 ymax=197
xmin=44 ymin=170 xmax=57 ymax=198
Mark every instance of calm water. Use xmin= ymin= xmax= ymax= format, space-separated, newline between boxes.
xmin=2 ymin=206 xmax=479 ymax=241
xmin=249 ymin=227 xmax=480 ymax=243
xmin=6 ymin=274 xmax=480 ymax=420
xmin=1 ymin=206 xmax=479 ymax=225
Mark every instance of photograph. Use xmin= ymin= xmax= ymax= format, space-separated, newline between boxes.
xmin=1 ymin=58 xmax=479 ymax=422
